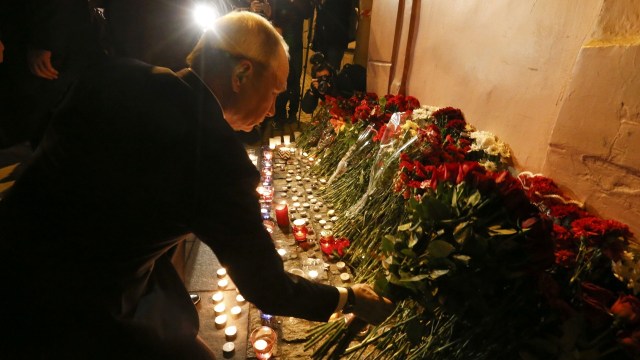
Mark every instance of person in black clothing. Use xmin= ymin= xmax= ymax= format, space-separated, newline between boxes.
xmin=301 ymin=54 xmax=337 ymax=114
xmin=0 ymin=0 xmax=102 ymax=149
xmin=0 ymin=12 xmax=393 ymax=358
xmin=270 ymin=0 xmax=314 ymax=128
xmin=311 ymin=0 xmax=355 ymax=71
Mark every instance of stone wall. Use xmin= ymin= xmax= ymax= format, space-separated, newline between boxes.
xmin=367 ymin=0 xmax=640 ymax=236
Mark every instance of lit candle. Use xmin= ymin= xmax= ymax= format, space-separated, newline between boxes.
xmin=215 ymin=314 xmax=227 ymax=329
xmin=263 ymin=151 xmax=272 ymax=161
xmin=340 ymin=273 xmax=351 ymax=283
xmin=218 ymin=279 xmax=229 ymax=290
xmin=230 ymin=305 xmax=242 ymax=318
xmin=217 ymin=268 xmax=227 ymax=278
xmin=336 ymin=261 xmax=346 ymax=272
xmin=214 ymin=303 xmax=226 ymax=316
xmin=254 ymin=339 xmax=268 ymax=351
xmin=225 ymin=326 xmax=238 ymax=341
xmin=251 ymin=326 xmax=277 ymax=359
xmin=283 ymin=135 xmax=291 ymax=145
xmin=212 ymin=291 xmax=224 ymax=303
xmin=274 ymin=203 xmax=290 ymax=228
xmin=308 ymin=270 xmax=319 ymax=280
xmin=327 ymin=209 xmax=335 ymax=216
xmin=277 ymin=248 xmax=287 ymax=259
xmin=236 ymin=294 xmax=246 ymax=305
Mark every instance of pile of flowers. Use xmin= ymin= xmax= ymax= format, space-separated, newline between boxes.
xmin=299 ymin=99 xmax=639 ymax=359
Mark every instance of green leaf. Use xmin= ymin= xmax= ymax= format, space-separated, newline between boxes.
xmin=428 ymin=269 xmax=450 ymax=280
xmin=453 ymin=222 xmax=472 ymax=245
xmin=488 ymin=225 xmax=518 ymax=236
xmin=381 ymin=235 xmax=395 ymax=253
xmin=401 ymin=248 xmax=417 ymax=258
xmin=452 ymin=254 xmax=471 ymax=266
xmin=408 ymin=232 xmax=418 ymax=248
xmin=427 ymin=240 xmax=456 ymax=258
xmin=400 ymin=274 xmax=431 ymax=282
xmin=398 ymin=222 xmax=412 ymax=232
xmin=465 ymin=190 xmax=482 ymax=208
xmin=420 ymin=197 xmax=452 ymax=221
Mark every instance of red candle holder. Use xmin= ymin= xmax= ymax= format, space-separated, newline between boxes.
xmin=292 ymin=219 xmax=307 ymax=242
xmin=274 ymin=203 xmax=290 ymax=228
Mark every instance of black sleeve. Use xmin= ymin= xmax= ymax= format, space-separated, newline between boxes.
xmin=190 ymin=108 xmax=339 ymax=322
xmin=301 ymin=88 xmax=320 ymax=114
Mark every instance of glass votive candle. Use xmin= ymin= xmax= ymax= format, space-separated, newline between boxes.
xmin=251 ymin=326 xmax=277 ymax=360
xmin=214 ymin=303 xmax=226 ymax=316
xmin=218 ymin=278 xmax=229 ymax=290
xmin=292 ymin=219 xmax=308 ymax=242
xmin=225 ymin=325 xmax=238 ymax=341
xmin=274 ymin=203 xmax=290 ymax=228
xmin=230 ymin=305 xmax=242 ymax=318
xmin=260 ymin=208 xmax=270 ymax=220
xmin=212 ymin=291 xmax=224 ymax=303
xmin=216 ymin=268 xmax=227 ymax=279
xmin=215 ymin=314 xmax=227 ymax=329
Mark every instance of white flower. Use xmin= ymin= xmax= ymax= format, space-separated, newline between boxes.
xmin=469 ymin=130 xmax=511 ymax=161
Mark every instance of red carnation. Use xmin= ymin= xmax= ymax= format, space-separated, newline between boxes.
xmin=611 ymin=295 xmax=640 ymax=325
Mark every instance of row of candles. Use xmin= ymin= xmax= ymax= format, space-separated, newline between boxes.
xmin=246 ymin=143 xmax=354 ymax=358
xmin=211 ymin=267 xmax=247 ymax=356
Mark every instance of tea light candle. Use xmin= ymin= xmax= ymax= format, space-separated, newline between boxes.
xmin=308 ymin=270 xmax=319 ymax=280
xmin=215 ymin=314 xmax=227 ymax=329
xmin=222 ymin=342 xmax=235 ymax=355
xmin=214 ymin=303 xmax=226 ymax=315
xmin=291 ymin=196 xmax=299 ymax=201
xmin=277 ymin=248 xmax=287 ymax=259
xmin=225 ymin=326 xmax=238 ymax=341
xmin=274 ymin=203 xmax=290 ymax=228
xmin=313 ymin=206 xmax=320 ymax=212
xmin=216 ymin=268 xmax=227 ymax=278
xmin=319 ymin=219 xmax=327 ymax=226
xmin=314 ymin=214 xmax=323 ymax=220
xmin=319 ymin=178 xmax=327 ymax=184
xmin=295 ymin=175 xmax=302 ymax=181
xmin=306 ymin=189 xmax=313 ymax=194
xmin=323 ymin=224 xmax=333 ymax=230
xmin=236 ymin=294 xmax=246 ymax=305
xmin=217 ymin=278 xmax=229 ymax=290
xmin=283 ymin=135 xmax=291 ymax=145
xmin=336 ymin=261 xmax=346 ymax=272
xmin=260 ymin=208 xmax=270 ymax=220
xmin=230 ymin=305 xmax=242 ymax=318
xmin=327 ymin=209 xmax=336 ymax=216
xmin=254 ymin=339 xmax=268 ymax=352
xmin=302 ymin=202 xmax=310 ymax=208
xmin=292 ymin=202 xmax=301 ymax=208
xmin=307 ymin=194 xmax=315 ymax=199
xmin=212 ymin=291 xmax=224 ymax=303
xmin=286 ymin=177 xmax=292 ymax=182
xmin=331 ymin=216 xmax=339 ymax=222
xmin=340 ymin=273 xmax=351 ymax=283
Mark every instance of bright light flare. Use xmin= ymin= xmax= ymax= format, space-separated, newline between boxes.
xmin=193 ymin=4 xmax=219 ymax=30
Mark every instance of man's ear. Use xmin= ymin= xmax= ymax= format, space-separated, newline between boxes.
xmin=231 ymin=60 xmax=253 ymax=92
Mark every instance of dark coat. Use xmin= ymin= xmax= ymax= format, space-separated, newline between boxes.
xmin=0 ymin=57 xmax=338 ymax=358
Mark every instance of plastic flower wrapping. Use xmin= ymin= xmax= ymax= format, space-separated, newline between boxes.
xmin=297 ymin=95 xmax=639 ymax=359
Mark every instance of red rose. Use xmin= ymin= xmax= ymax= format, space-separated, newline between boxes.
xmin=611 ymin=295 xmax=640 ymax=325
xmin=618 ymin=329 xmax=640 ymax=354
xmin=554 ymin=249 xmax=576 ymax=268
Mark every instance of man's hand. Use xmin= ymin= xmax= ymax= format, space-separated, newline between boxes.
xmin=351 ymin=284 xmax=394 ymax=325
xmin=27 ymin=49 xmax=59 ymax=80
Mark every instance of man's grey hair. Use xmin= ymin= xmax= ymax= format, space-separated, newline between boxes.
xmin=187 ymin=11 xmax=289 ymax=74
